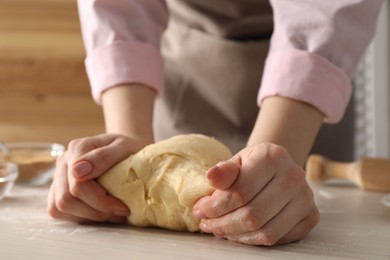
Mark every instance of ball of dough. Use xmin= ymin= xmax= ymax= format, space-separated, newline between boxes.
xmin=98 ymin=134 xmax=232 ymax=232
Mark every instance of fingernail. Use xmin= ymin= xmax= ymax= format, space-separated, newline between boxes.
xmin=207 ymin=165 xmax=219 ymax=179
xmin=215 ymin=161 xmax=232 ymax=169
xmin=209 ymin=165 xmax=219 ymax=172
xmin=109 ymin=216 xmax=127 ymax=224
xmin=192 ymin=209 xmax=205 ymax=219
xmin=200 ymin=222 xmax=211 ymax=233
xmin=113 ymin=210 xmax=130 ymax=217
xmin=73 ymin=161 xmax=93 ymax=178
xmin=207 ymin=161 xmax=229 ymax=177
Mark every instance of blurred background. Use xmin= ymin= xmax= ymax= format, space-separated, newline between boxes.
xmin=0 ymin=0 xmax=104 ymax=146
xmin=0 ymin=0 xmax=389 ymax=159
xmin=353 ymin=1 xmax=390 ymax=159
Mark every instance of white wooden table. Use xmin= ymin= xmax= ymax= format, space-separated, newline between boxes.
xmin=1 ymin=181 xmax=389 ymax=260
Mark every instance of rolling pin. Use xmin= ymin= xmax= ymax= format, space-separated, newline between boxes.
xmin=305 ymin=154 xmax=390 ymax=192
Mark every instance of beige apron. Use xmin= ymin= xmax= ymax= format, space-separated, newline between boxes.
xmin=154 ymin=0 xmax=355 ymax=160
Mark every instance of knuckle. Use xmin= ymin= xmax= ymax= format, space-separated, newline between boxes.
xmin=114 ymin=136 xmax=130 ymax=146
xmin=308 ymin=207 xmax=320 ymax=228
xmin=242 ymin=208 xmax=260 ymax=230
xmin=68 ymin=137 xmax=96 ymax=154
xmin=230 ymin=187 xmax=251 ymax=207
xmin=294 ymin=210 xmax=320 ymax=242
xmin=261 ymin=231 xmax=278 ymax=246
xmin=67 ymin=138 xmax=82 ymax=150
xmin=56 ymin=193 xmax=74 ymax=213
xmin=91 ymin=148 xmax=112 ymax=164
xmin=203 ymin=194 xmax=229 ymax=218
xmin=264 ymin=144 xmax=288 ymax=163
xmin=252 ymin=144 xmax=288 ymax=168
xmin=212 ymin=227 xmax=224 ymax=237
xmin=202 ymin=206 xmax=216 ymax=219
xmin=299 ymin=203 xmax=320 ymax=233
xmin=205 ymin=221 xmax=223 ymax=235
xmin=69 ymin=182 xmax=83 ymax=198
xmin=47 ymin=203 xmax=60 ymax=219
xmin=263 ymin=235 xmax=278 ymax=246
xmin=283 ymin=166 xmax=306 ymax=190
xmin=303 ymin=186 xmax=315 ymax=201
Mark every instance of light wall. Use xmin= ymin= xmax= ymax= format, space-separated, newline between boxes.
xmin=354 ymin=1 xmax=390 ymax=158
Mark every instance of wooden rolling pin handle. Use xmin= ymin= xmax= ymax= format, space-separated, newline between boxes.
xmin=306 ymin=154 xmax=390 ymax=192
xmin=305 ymin=154 xmax=362 ymax=187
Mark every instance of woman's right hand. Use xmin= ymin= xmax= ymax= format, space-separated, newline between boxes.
xmin=47 ymin=134 xmax=147 ymax=224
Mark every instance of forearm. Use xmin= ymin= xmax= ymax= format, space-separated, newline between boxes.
xmin=101 ymin=84 xmax=156 ymax=147
xmin=248 ymin=96 xmax=323 ymax=166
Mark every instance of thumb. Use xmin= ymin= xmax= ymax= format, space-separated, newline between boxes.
xmin=206 ymin=156 xmax=241 ymax=190
xmin=192 ymin=156 xmax=241 ymax=219
xmin=71 ymin=144 xmax=132 ymax=182
xmin=71 ymin=160 xmax=94 ymax=181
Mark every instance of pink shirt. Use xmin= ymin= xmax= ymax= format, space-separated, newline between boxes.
xmin=77 ymin=0 xmax=383 ymax=123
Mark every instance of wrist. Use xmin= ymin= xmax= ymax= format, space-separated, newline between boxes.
xmin=101 ymin=83 xmax=156 ymax=145
xmin=248 ymin=96 xmax=323 ymax=166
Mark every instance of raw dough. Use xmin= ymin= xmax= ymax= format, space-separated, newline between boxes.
xmin=98 ymin=134 xmax=232 ymax=232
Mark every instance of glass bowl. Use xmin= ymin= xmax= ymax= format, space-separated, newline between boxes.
xmin=382 ymin=193 xmax=390 ymax=208
xmin=0 ymin=162 xmax=19 ymax=200
xmin=4 ymin=142 xmax=65 ymax=186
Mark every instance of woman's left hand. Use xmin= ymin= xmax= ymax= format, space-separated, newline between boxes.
xmin=192 ymin=143 xmax=319 ymax=246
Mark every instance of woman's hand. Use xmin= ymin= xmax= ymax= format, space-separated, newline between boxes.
xmin=47 ymin=134 xmax=147 ymax=224
xmin=192 ymin=143 xmax=319 ymax=246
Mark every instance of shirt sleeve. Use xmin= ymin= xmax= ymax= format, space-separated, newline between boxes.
xmin=259 ymin=0 xmax=383 ymax=123
xmin=77 ymin=0 xmax=169 ymax=104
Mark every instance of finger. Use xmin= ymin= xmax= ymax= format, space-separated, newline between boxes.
xmin=54 ymin=161 xmax=107 ymax=221
xmin=49 ymin=203 xmax=127 ymax=224
xmin=199 ymin=179 xmax=291 ymax=235
xmin=193 ymin=157 xmax=240 ymax=218
xmin=275 ymin=210 xmax=320 ymax=245
xmin=207 ymin=160 xmax=240 ymax=190
xmin=200 ymin=164 xmax=308 ymax=236
xmin=52 ymin=160 xmax=121 ymax=222
xmin=201 ymin=146 xmax=277 ymax=219
xmin=192 ymin=195 xmax=211 ymax=219
xmin=70 ymin=136 xmax=133 ymax=181
xmin=49 ymin=188 xmax=127 ymax=224
xmin=67 ymin=175 xmax=130 ymax=215
xmin=47 ymin=177 xmax=83 ymax=223
xmin=67 ymin=134 xmax=120 ymax=160
xmin=225 ymin=194 xmax=318 ymax=246
xmin=49 ymin=204 xmax=127 ymax=224
xmin=224 ymin=202 xmax=300 ymax=245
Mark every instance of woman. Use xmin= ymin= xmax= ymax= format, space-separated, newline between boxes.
xmin=47 ymin=0 xmax=383 ymax=245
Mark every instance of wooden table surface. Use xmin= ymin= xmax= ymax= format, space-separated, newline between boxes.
xmin=1 ymin=181 xmax=389 ymax=260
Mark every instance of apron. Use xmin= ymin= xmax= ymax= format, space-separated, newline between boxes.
xmin=154 ymin=0 xmax=355 ymax=161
